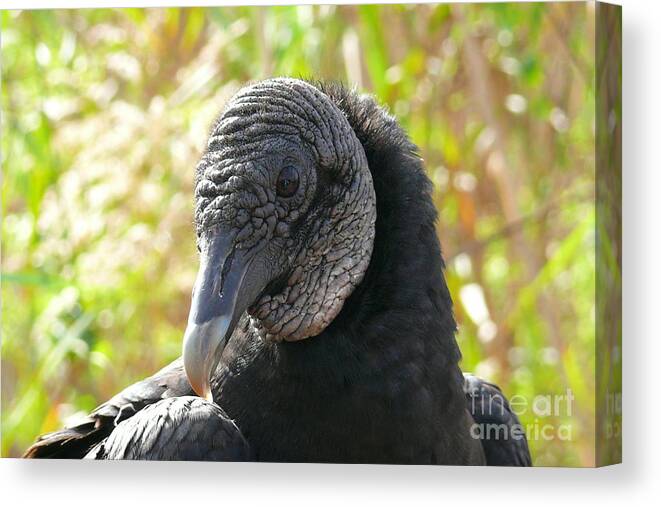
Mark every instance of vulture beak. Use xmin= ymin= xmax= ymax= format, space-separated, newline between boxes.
xmin=182 ymin=231 xmax=263 ymax=402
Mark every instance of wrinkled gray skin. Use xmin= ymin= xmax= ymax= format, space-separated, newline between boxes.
xmin=184 ymin=78 xmax=376 ymax=399
xmin=198 ymin=78 xmax=376 ymax=341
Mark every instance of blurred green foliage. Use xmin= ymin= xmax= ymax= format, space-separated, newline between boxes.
xmin=2 ymin=3 xmax=597 ymax=465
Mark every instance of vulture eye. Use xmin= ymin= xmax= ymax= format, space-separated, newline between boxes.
xmin=276 ymin=165 xmax=299 ymax=198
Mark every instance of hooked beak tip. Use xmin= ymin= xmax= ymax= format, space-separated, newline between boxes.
xmin=182 ymin=231 xmax=263 ymax=404
xmin=189 ymin=373 xmax=213 ymax=402
xmin=188 ymin=373 xmax=213 ymax=403
xmin=182 ymin=317 xmax=230 ymax=404
xmin=203 ymin=389 xmax=214 ymax=403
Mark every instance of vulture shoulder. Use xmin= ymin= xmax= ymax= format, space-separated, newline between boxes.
xmin=24 ymin=358 xmax=193 ymax=459
xmin=84 ymin=397 xmax=252 ymax=461
xmin=463 ymin=374 xmax=532 ymax=466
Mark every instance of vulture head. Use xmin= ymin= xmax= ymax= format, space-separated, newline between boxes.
xmin=184 ymin=78 xmax=378 ymax=400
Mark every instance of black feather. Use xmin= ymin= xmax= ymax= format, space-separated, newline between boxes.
xmin=24 ymin=359 xmax=192 ymax=459
xmin=464 ymin=374 xmax=532 ymax=466
xmin=86 ymin=397 xmax=252 ymax=461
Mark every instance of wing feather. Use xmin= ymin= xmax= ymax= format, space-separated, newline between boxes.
xmin=85 ymin=396 xmax=252 ymax=461
xmin=464 ymin=374 xmax=532 ymax=466
xmin=24 ymin=358 xmax=193 ymax=459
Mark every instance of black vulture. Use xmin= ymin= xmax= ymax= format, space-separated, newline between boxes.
xmin=25 ymin=78 xmax=531 ymax=466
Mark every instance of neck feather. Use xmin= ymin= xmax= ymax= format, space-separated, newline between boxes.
xmin=312 ymin=82 xmax=460 ymax=367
